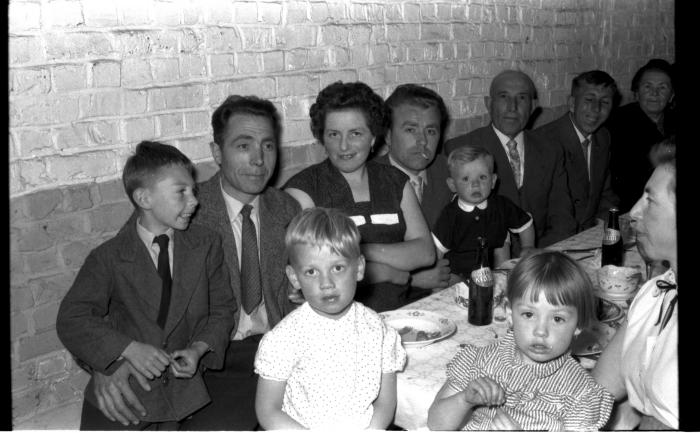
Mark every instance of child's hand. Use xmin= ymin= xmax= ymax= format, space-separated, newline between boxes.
xmin=491 ymin=407 xmax=521 ymax=430
xmin=121 ymin=341 xmax=170 ymax=380
xmin=169 ymin=349 xmax=199 ymax=378
xmin=461 ymin=376 xmax=506 ymax=407
xmin=169 ymin=341 xmax=209 ymax=378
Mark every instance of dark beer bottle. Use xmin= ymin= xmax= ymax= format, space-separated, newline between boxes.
xmin=468 ymin=237 xmax=494 ymax=326
xmin=601 ymin=207 xmax=623 ymax=266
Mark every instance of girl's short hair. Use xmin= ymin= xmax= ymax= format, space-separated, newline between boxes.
xmin=506 ymin=250 xmax=596 ymax=329
xmin=285 ymin=207 xmax=362 ymax=263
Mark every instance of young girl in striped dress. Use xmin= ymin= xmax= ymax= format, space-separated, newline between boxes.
xmin=428 ymin=251 xmax=614 ymax=431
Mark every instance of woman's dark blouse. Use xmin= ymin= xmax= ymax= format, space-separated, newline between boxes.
xmin=284 ymin=158 xmax=410 ymax=312
xmin=607 ymin=102 xmax=676 ymax=213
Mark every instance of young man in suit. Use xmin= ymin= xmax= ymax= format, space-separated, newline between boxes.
xmin=86 ymin=96 xmax=301 ymax=430
xmin=443 ymin=70 xmax=576 ymax=248
xmin=534 ymin=70 xmax=619 ymax=232
xmin=374 ymin=84 xmax=453 ymax=293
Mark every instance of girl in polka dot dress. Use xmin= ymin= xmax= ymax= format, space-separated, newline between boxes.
xmin=428 ymin=251 xmax=614 ymax=431
xmin=254 ymin=208 xmax=407 ymax=430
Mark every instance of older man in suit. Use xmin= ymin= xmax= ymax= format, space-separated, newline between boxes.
xmin=534 ymin=70 xmax=619 ymax=232
xmin=374 ymin=84 xmax=453 ymax=293
xmin=444 ymin=70 xmax=576 ymax=247
xmin=88 ymin=95 xmax=301 ymax=430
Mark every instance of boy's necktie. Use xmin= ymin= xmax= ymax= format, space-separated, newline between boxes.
xmin=240 ymin=204 xmax=262 ymax=314
xmin=506 ymin=139 xmax=521 ymax=187
xmin=153 ymin=234 xmax=171 ymax=328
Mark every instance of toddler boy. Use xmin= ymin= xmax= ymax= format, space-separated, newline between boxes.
xmin=433 ymin=145 xmax=535 ymax=280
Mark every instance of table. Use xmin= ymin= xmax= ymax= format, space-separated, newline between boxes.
xmin=393 ymin=222 xmax=644 ymax=430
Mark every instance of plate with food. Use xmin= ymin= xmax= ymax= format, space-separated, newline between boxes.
xmin=380 ymin=309 xmax=457 ymax=348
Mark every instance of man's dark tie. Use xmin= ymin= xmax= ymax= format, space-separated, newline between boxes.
xmin=154 ymin=234 xmax=172 ymax=328
xmin=240 ymin=204 xmax=262 ymax=314
xmin=581 ymin=138 xmax=591 ymax=174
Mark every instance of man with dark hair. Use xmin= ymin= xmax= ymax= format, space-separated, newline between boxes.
xmin=534 ymin=70 xmax=619 ymax=231
xmin=444 ymin=70 xmax=576 ymax=248
xmin=87 ymin=95 xmax=301 ymax=430
xmin=374 ymin=84 xmax=454 ymax=293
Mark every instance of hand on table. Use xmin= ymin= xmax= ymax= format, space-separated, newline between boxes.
xmin=410 ymin=258 xmax=452 ymax=290
xmin=93 ymin=361 xmax=150 ymax=426
xmin=121 ymin=341 xmax=170 ymax=380
xmin=461 ymin=376 xmax=506 ymax=407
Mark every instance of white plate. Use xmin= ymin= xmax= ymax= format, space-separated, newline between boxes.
xmin=380 ymin=309 xmax=457 ymax=348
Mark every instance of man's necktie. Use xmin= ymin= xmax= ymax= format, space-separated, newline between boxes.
xmin=240 ymin=204 xmax=262 ymax=314
xmin=410 ymin=177 xmax=424 ymax=203
xmin=153 ymin=234 xmax=171 ymax=329
xmin=581 ymin=138 xmax=591 ymax=175
xmin=506 ymin=139 xmax=521 ymax=187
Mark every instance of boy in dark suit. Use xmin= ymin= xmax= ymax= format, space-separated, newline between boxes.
xmin=56 ymin=141 xmax=236 ymax=430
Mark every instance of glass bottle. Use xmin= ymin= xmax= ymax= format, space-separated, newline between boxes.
xmin=602 ymin=207 xmax=623 ymax=267
xmin=468 ymin=237 xmax=494 ymax=326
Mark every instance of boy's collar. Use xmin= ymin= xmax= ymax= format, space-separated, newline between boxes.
xmin=457 ymin=198 xmax=488 ymax=213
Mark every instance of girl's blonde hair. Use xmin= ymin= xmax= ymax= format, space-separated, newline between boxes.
xmin=285 ymin=207 xmax=362 ymax=263
xmin=506 ymin=250 xmax=596 ymax=329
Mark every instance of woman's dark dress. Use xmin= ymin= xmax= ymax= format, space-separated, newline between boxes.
xmin=285 ymin=158 xmax=411 ymax=312
xmin=607 ymin=102 xmax=676 ymax=213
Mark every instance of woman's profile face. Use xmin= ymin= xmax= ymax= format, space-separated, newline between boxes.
xmin=636 ymin=70 xmax=673 ymax=118
xmin=323 ymin=109 xmax=375 ymax=174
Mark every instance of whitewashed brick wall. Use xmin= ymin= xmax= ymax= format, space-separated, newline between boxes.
xmin=10 ymin=0 xmax=674 ymax=427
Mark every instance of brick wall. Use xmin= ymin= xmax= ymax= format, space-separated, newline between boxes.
xmin=10 ymin=0 xmax=674 ymax=427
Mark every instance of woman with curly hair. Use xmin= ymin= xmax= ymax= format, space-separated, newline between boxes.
xmin=284 ymin=81 xmax=435 ymax=312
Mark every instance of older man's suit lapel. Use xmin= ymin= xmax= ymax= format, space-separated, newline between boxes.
xmin=258 ymin=192 xmax=289 ymax=326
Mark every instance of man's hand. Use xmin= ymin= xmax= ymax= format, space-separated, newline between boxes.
xmin=287 ymin=285 xmax=305 ymax=305
xmin=121 ymin=341 xmax=170 ymax=380
xmin=410 ymin=258 xmax=452 ymax=289
xmin=93 ymin=361 xmax=150 ymax=426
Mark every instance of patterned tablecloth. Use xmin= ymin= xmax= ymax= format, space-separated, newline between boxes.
xmin=393 ymin=221 xmax=644 ymax=430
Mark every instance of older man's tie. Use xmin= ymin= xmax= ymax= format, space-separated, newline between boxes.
xmin=240 ymin=204 xmax=262 ymax=313
xmin=506 ymin=139 xmax=521 ymax=187
xmin=154 ymin=234 xmax=171 ymax=328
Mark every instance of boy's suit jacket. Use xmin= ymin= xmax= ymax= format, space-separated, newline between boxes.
xmin=193 ymin=172 xmax=301 ymax=334
xmin=444 ymin=125 xmax=576 ymax=247
xmin=374 ymin=152 xmax=453 ymax=231
xmin=57 ymin=216 xmax=236 ymax=422
xmin=534 ymin=113 xmax=619 ymax=231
